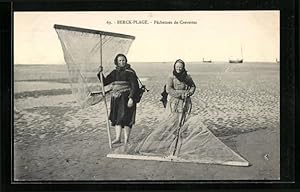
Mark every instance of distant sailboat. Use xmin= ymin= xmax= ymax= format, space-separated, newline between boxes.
xmin=202 ymin=58 xmax=212 ymax=63
xmin=276 ymin=58 xmax=280 ymax=63
xmin=229 ymin=46 xmax=243 ymax=63
xmin=229 ymin=58 xmax=243 ymax=63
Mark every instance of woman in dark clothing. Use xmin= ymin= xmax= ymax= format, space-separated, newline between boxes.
xmin=97 ymin=54 xmax=139 ymax=144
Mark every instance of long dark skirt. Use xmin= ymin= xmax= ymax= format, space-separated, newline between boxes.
xmin=109 ymin=91 xmax=136 ymax=128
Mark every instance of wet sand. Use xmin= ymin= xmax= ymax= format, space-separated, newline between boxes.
xmin=13 ymin=62 xmax=280 ymax=180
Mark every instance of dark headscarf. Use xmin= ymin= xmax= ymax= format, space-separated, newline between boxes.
xmin=114 ymin=53 xmax=130 ymax=71
xmin=173 ymin=59 xmax=188 ymax=82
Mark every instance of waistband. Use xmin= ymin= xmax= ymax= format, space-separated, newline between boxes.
xmin=112 ymin=81 xmax=130 ymax=86
xmin=111 ymin=81 xmax=131 ymax=94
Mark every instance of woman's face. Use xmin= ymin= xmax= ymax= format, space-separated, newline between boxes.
xmin=117 ymin=56 xmax=127 ymax=67
xmin=175 ymin=62 xmax=184 ymax=73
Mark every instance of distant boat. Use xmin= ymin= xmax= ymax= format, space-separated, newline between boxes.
xmin=229 ymin=46 xmax=243 ymax=63
xmin=229 ymin=58 xmax=243 ymax=63
xmin=276 ymin=58 xmax=280 ymax=63
xmin=202 ymin=58 xmax=212 ymax=63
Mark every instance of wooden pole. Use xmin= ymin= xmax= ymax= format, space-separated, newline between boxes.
xmin=99 ymin=35 xmax=112 ymax=149
xmin=54 ymin=24 xmax=135 ymax=40
xmin=106 ymin=153 xmax=249 ymax=167
xmin=172 ymin=96 xmax=188 ymax=156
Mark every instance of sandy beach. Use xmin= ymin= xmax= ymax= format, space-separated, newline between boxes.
xmin=13 ymin=62 xmax=280 ymax=181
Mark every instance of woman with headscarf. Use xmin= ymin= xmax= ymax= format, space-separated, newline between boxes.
xmin=166 ymin=59 xmax=196 ymax=116
xmin=136 ymin=59 xmax=196 ymax=156
xmin=97 ymin=53 xmax=139 ymax=145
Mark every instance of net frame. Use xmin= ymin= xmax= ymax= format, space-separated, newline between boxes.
xmin=54 ymin=24 xmax=135 ymax=148
xmin=54 ymin=24 xmax=135 ymax=40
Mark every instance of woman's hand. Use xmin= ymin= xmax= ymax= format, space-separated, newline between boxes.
xmin=97 ymin=66 xmax=103 ymax=81
xmin=127 ymin=98 xmax=134 ymax=108
xmin=187 ymin=90 xmax=193 ymax=97
xmin=97 ymin=66 xmax=103 ymax=73
xmin=181 ymin=91 xmax=188 ymax=99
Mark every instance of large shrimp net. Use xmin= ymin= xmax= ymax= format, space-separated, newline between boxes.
xmin=54 ymin=24 xmax=135 ymax=108
xmin=108 ymin=98 xmax=249 ymax=166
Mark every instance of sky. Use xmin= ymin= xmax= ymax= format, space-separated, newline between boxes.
xmin=14 ymin=11 xmax=279 ymax=64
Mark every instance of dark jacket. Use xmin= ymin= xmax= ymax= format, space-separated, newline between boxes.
xmin=97 ymin=65 xmax=139 ymax=100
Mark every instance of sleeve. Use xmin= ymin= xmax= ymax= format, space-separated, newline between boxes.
xmin=128 ymin=71 xmax=139 ymax=100
xmin=186 ymin=75 xmax=196 ymax=96
xmin=97 ymin=70 xmax=115 ymax=86
xmin=166 ymin=76 xmax=185 ymax=98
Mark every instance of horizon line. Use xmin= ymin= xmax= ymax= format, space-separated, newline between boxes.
xmin=14 ymin=60 xmax=279 ymax=65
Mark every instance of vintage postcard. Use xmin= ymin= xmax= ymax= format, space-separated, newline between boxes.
xmin=13 ymin=11 xmax=280 ymax=181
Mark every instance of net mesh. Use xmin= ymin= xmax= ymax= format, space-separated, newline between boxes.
xmin=55 ymin=25 xmax=134 ymax=108
xmin=108 ymin=100 xmax=249 ymax=167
